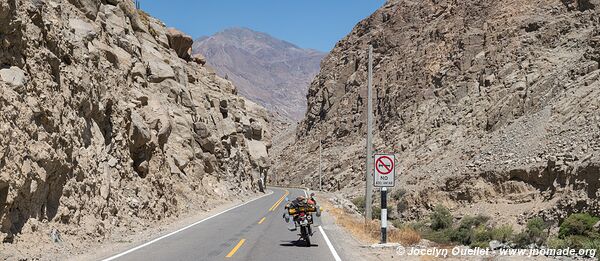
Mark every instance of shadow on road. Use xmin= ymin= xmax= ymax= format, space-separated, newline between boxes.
xmin=279 ymin=240 xmax=319 ymax=247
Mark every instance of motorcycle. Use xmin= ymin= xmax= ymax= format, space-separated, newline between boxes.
xmin=294 ymin=209 xmax=314 ymax=246
xmin=283 ymin=194 xmax=321 ymax=247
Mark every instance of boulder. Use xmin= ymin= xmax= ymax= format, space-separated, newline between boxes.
xmin=136 ymin=160 xmax=149 ymax=174
xmin=193 ymin=122 xmax=210 ymax=138
xmin=148 ymin=20 xmax=170 ymax=48
xmin=69 ymin=18 xmax=97 ymax=41
xmin=166 ymin=28 xmax=193 ymax=60
xmin=247 ymin=140 xmax=268 ymax=162
xmin=489 ymin=240 xmax=502 ymax=250
xmin=67 ymin=0 xmax=100 ymax=20
xmin=117 ymin=0 xmax=147 ymax=33
xmin=148 ymin=59 xmax=175 ymax=83
xmin=199 ymin=135 xmax=219 ymax=154
xmin=192 ymin=53 xmax=206 ymax=65
xmin=99 ymin=4 xmax=128 ymax=37
xmin=131 ymin=62 xmax=147 ymax=79
xmin=93 ymin=41 xmax=132 ymax=68
xmin=129 ymin=111 xmax=151 ymax=150
xmin=49 ymin=228 xmax=61 ymax=243
xmin=0 ymin=66 xmax=27 ymax=87
xmin=203 ymin=153 xmax=218 ymax=173
xmin=250 ymin=121 xmax=263 ymax=140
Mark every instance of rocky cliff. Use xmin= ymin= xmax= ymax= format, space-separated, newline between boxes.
xmin=193 ymin=28 xmax=326 ymax=122
xmin=275 ymin=0 xmax=600 ymax=226
xmin=0 ymin=0 xmax=271 ymax=258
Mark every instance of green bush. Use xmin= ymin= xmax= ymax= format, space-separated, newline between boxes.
xmin=491 ymin=225 xmax=514 ymax=242
xmin=559 ymin=213 xmax=600 ymax=239
xmin=553 ymin=213 xmax=600 ymax=260
xmin=430 ymin=205 xmax=453 ymax=231
xmin=449 ymin=215 xmax=490 ymax=245
xmin=373 ymin=206 xmax=381 ymax=219
xmin=515 ymin=217 xmax=548 ymax=246
xmin=458 ymin=215 xmax=490 ymax=229
xmin=352 ymin=196 xmax=366 ymax=214
xmin=472 ymin=225 xmax=493 ymax=247
xmin=549 ymin=235 xmax=600 ymax=260
xmin=547 ymin=237 xmax=567 ymax=249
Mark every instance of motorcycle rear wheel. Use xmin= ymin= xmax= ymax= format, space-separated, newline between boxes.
xmin=300 ymin=226 xmax=311 ymax=247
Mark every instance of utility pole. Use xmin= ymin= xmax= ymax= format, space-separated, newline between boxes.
xmin=365 ymin=45 xmax=374 ymax=221
xmin=319 ymin=137 xmax=322 ymax=191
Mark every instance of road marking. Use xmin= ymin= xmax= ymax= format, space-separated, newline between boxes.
xmin=319 ymin=226 xmax=342 ymax=261
xmin=308 ymin=187 xmax=341 ymax=261
xmin=101 ymin=191 xmax=273 ymax=261
xmin=268 ymin=189 xmax=288 ymax=211
xmin=258 ymin=217 xmax=266 ymax=224
xmin=225 ymin=239 xmax=246 ymax=258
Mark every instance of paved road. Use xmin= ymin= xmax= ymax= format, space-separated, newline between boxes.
xmin=102 ymin=188 xmax=342 ymax=261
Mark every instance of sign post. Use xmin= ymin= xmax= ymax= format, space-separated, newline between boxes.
xmin=374 ymin=154 xmax=395 ymax=243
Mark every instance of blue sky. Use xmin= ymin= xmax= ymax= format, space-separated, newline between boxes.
xmin=139 ymin=0 xmax=386 ymax=52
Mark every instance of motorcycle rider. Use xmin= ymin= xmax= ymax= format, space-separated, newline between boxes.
xmin=283 ymin=193 xmax=320 ymax=233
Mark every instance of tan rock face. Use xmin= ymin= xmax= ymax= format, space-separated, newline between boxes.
xmin=167 ymin=27 xmax=193 ymax=61
xmin=275 ymin=0 xmax=600 ymax=226
xmin=0 ymin=0 xmax=271 ymax=254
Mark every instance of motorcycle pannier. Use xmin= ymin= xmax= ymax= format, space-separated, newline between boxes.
xmin=288 ymin=205 xmax=317 ymax=215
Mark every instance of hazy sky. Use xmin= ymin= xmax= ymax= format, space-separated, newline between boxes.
xmin=139 ymin=0 xmax=386 ymax=52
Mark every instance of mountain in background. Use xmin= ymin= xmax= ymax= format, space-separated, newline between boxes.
xmin=192 ymin=27 xmax=326 ymax=122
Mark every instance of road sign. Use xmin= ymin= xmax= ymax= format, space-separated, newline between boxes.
xmin=374 ymin=154 xmax=395 ymax=187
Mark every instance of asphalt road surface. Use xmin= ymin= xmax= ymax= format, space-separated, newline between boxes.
xmin=101 ymin=187 xmax=343 ymax=261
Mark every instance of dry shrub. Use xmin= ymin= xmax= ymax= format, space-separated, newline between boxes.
xmin=390 ymin=227 xmax=421 ymax=245
xmin=323 ymin=198 xmax=421 ymax=245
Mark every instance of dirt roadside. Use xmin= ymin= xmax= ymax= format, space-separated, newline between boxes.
xmin=315 ymin=191 xmax=596 ymax=261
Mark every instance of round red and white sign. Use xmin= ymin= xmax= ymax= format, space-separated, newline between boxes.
xmin=375 ymin=155 xmax=394 ymax=175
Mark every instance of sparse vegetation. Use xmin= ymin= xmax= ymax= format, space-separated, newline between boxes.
xmin=559 ymin=213 xmax=599 ymax=239
xmin=449 ymin=215 xmax=490 ymax=246
xmin=491 ymin=225 xmax=514 ymax=242
xmin=548 ymin=213 xmax=600 ymax=260
xmin=352 ymin=195 xmax=395 ymax=220
xmin=324 ymin=197 xmax=420 ymax=245
xmin=352 ymin=195 xmax=366 ymax=215
xmin=351 ymin=196 xmax=599 ymax=258
xmin=430 ymin=205 xmax=453 ymax=231
xmin=514 ymin=217 xmax=548 ymax=247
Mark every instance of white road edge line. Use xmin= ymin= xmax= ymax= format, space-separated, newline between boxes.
xmin=319 ymin=226 xmax=342 ymax=261
xmin=305 ymin=188 xmax=342 ymax=261
xmin=101 ymin=190 xmax=274 ymax=261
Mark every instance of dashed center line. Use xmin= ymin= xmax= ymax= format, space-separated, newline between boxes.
xmin=225 ymin=239 xmax=246 ymax=258
xmin=258 ymin=217 xmax=266 ymax=224
xmin=268 ymin=189 xmax=289 ymax=211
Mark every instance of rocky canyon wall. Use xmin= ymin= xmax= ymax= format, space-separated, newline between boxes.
xmin=0 ymin=0 xmax=271 ymax=257
xmin=274 ymin=0 xmax=600 ymax=226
